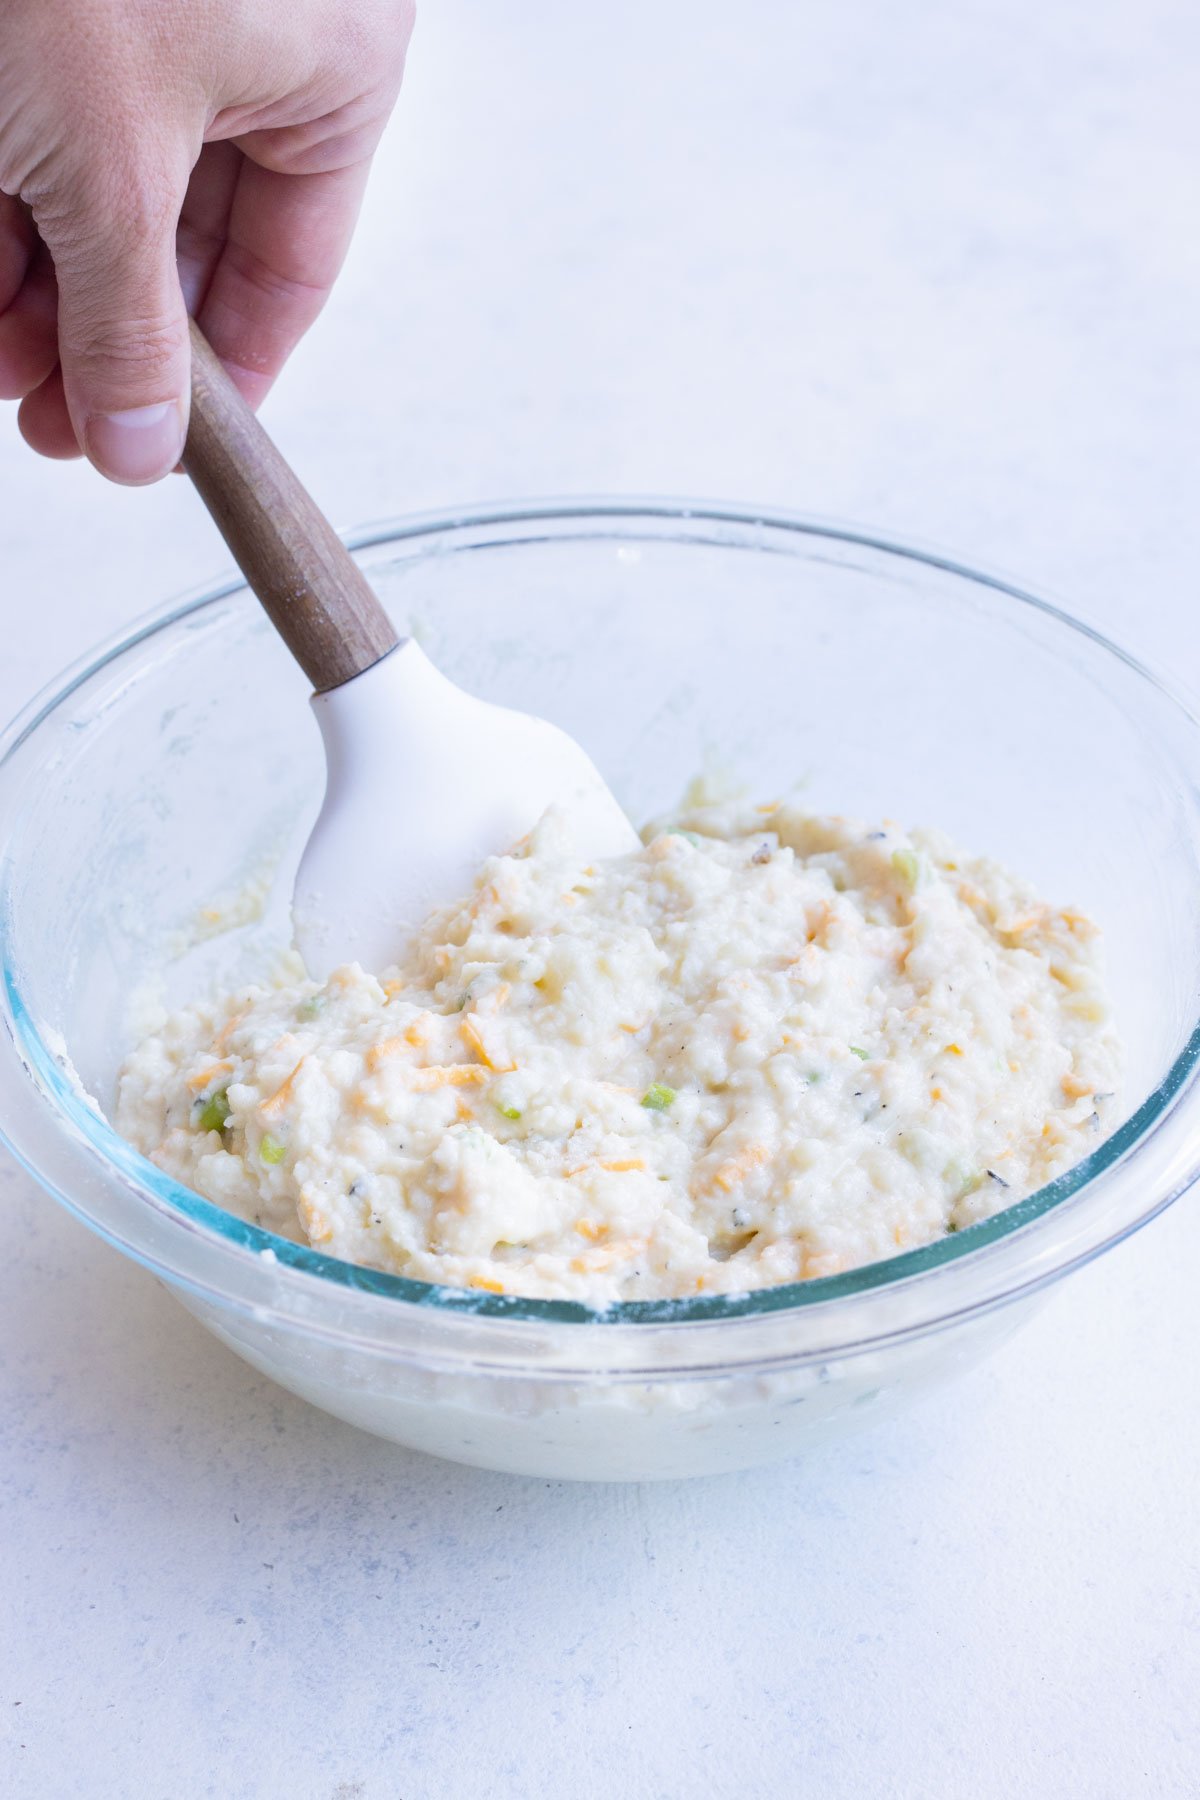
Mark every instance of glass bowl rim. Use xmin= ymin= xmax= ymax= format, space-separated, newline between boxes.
xmin=2 ymin=493 xmax=1199 ymax=1340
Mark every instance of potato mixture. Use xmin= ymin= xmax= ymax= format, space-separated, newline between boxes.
xmin=116 ymin=797 xmax=1119 ymax=1303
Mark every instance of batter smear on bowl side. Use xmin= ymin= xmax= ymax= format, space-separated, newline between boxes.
xmin=117 ymin=795 xmax=1120 ymax=1303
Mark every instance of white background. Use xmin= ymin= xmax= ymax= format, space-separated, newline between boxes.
xmin=3 ymin=2 xmax=1199 ymax=1795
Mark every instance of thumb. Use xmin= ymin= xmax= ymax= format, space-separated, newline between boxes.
xmin=40 ymin=168 xmax=190 ymax=485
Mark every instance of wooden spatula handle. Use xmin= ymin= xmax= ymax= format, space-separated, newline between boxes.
xmin=182 ymin=320 xmax=400 ymax=692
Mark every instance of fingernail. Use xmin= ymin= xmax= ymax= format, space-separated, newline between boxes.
xmin=85 ymin=400 xmax=187 ymax=485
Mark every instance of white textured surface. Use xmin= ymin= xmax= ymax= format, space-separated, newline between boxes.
xmin=2 ymin=1 xmax=1199 ymax=1794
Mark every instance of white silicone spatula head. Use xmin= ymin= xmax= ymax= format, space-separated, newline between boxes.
xmin=182 ymin=322 xmax=638 ymax=979
xmin=295 ymin=640 xmax=637 ymax=973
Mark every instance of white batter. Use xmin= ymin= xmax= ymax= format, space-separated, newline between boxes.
xmin=116 ymin=797 xmax=1120 ymax=1303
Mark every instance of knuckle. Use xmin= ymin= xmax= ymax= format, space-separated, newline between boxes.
xmin=247 ymin=101 xmax=385 ymax=176
xmin=224 ymin=242 xmax=324 ymax=311
xmin=38 ymin=136 xmax=183 ymax=257
xmin=73 ymin=311 xmax=186 ymax=377
xmin=93 ymin=158 xmax=181 ymax=246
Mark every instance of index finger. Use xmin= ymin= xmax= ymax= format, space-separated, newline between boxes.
xmin=193 ymin=158 xmax=372 ymax=408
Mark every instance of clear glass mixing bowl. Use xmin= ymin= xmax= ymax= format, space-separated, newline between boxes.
xmin=2 ymin=501 xmax=1199 ymax=1481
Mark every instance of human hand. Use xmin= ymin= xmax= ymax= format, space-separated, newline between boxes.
xmin=0 ymin=0 xmax=414 ymax=484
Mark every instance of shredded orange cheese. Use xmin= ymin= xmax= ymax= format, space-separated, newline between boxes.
xmin=567 ymin=1157 xmax=646 ymax=1177
xmin=802 ymin=1250 xmax=847 ymax=1279
xmin=410 ymin=1064 xmax=490 ymax=1091
xmin=212 ymin=1013 xmax=246 ymax=1054
xmin=187 ymin=1060 xmax=232 ymax=1092
xmin=261 ymin=1058 xmax=306 ymax=1116
xmin=297 ymin=1192 xmax=332 ymax=1245
xmin=459 ymin=1013 xmax=515 ymax=1073
xmin=713 ymin=1144 xmax=770 ymax=1192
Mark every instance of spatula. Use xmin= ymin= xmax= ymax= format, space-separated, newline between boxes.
xmin=182 ymin=321 xmax=637 ymax=978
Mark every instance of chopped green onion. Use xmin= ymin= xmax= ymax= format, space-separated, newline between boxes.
xmin=641 ymin=1083 xmax=677 ymax=1111
xmin=197 ymin=1086 xmax=230 ymax=1133
xmin=891 ymin=847 xmax=920 ymax=888
xmin=298 ymin=994 xmax=324 ymax=1020
xmin=260 ymin=1134 xmax=286 ymax=1165
xmin=849 ymin=1046 xmax=869 ymax=1061
xmin=495 ymin=1101 xmax=522 ymax=1121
